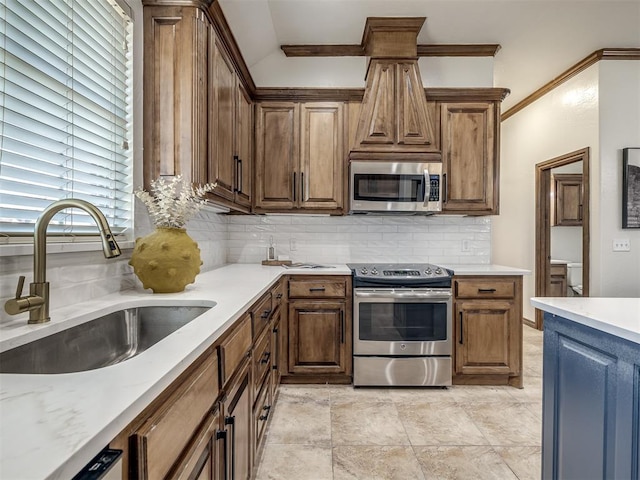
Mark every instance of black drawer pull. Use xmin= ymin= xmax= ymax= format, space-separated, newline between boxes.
xmin=261 ymin=309 xmax=272 ymax=319
xmin=260 ymin=352 xmax=271 ymax=364
xmin=478 ymin=288 xmax=497 ymax=293
xmin=309 ymin=287 xmax=326 ymax=292
xmin=276 ymin=293 xmax=283 ymax=299
xmin=259 ymin=405 xmax=271 ymax=421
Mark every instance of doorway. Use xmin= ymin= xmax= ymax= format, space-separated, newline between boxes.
xmin=534 ymin=148 xmax=590 ymax=329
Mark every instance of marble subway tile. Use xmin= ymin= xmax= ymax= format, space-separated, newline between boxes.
xmin=333 ymin=445 xmax=426 ymax=480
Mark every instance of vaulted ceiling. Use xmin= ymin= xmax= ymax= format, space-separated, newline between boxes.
xmin=218 ymin=0 xmax=640 ymax=111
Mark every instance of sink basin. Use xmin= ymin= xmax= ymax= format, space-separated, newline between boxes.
xmin=0 ymin=304 xmax=213 ymax=374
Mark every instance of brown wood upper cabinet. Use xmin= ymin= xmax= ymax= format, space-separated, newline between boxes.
xmin=552 ymin=173 xmax=583 ymax=226
xmin=142 ymin=3 xmax=251 ymax=212
xmin=142 ymin=5 xmax=210 ymax=188
xmin=441 ymin=102 xmax=499 ymax=215
xmin=209 ymin=35 xmax=252 ymax=211
xmin=255 ymin=102 xmax=345 ymax=213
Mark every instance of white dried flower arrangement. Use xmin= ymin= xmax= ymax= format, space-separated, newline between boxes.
xmin=134 ymin=175 xmax=217 ymax=228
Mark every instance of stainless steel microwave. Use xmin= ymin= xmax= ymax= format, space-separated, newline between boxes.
xmin=350 ymin=161 xmax=443 ymax=214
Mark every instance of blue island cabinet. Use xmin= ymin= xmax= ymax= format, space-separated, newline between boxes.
xmin=542 ymin=312 xmax=640 ymax=479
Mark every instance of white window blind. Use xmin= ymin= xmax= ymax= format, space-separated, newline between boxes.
xmin=0 ymin=0 xmax=133 ymax=237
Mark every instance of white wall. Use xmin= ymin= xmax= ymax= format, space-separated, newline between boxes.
xmin=495 ymin=59 xmax=640 ymax=321
xmin=493 ymin=65 xmax=599 ymax=321
xmin=596 ymin=61 xmax=640 ymax=296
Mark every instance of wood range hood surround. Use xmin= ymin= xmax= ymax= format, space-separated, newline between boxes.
xmin=350 ymin=17 xmax=440 ymax=161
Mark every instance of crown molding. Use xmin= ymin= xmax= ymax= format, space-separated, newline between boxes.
xmin=281 ymin=43 xmax=501 ymax=58
xmin=502 ymin=48 xmax=640 ymax=121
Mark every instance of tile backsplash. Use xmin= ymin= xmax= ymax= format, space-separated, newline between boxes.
xmin=227 ymin=215 xmax=491 ymax=265
xmin=0 ymin=211 xmax=489 ymax=323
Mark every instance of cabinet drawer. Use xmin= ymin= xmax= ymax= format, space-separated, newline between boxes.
xmin=169 ymin=409 xmax=221 ymax=480
xmin=455 ymin=278 xmax=515 ymax=299
xmin=271 ymin=280 xmax=285 ymax=311
xmin=253 ymin=377 xmax=271 ymax=452
xmin=252 ymin=326 xmax=272 ymax=393
xmin=288 ymin=277 xmax=346 ymax=299
xmin=220 ymin=314 xmax=252 ymax=385
xmin=134 ymin=352 xmax=218 ymax=480
xmin=252 ymin=292 xmax=273 ymax=339
xmin=550 ymin=264 xmax=567 ymax=276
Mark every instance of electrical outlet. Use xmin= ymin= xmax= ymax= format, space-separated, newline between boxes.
xmin=290 ymin=238 xmax=297 ymax=251
xmin=612 ymin=239 xmax=631 ymax=252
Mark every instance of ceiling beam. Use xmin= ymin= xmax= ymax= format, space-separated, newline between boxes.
xmin=281 ymin=43 xmax=501 ymax=58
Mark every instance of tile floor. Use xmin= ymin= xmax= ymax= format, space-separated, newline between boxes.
xmin=255 ymin=325 xmax=543 ymax=480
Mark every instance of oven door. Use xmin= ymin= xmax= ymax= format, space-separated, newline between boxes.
xmin=353 ymin=288 xmax=452 ymax=356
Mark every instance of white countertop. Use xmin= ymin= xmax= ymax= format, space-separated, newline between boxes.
xmin=446 ymin=264 xmax=531 ymax=276
xmin=0 ymin=263 xmax=349 ymax=480
xmin=0 ymin=261 xmax=521 ymax=479
xmin=531 ymin=297 xmax=640 ymax=345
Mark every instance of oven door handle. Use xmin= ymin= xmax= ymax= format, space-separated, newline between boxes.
xmin=354 ymin=291 xmax=451 ymax=300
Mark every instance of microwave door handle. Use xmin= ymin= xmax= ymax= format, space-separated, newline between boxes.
xmin=423 ymin=169 xmax=430 ymax=206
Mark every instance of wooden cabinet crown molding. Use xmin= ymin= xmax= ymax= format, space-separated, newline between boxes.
xmin=281 ymin=43 xmax=501 ymax=58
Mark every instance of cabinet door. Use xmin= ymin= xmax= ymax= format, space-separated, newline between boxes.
xmin=288 ymin=301 xmax=347 ymax=375
xmin=441 ymin=102 xmax=497 ymax=214
xmin=299 ymin=103 xmax=344 ymax=210
xmin=235 ymin=84 xmax=252 ymax=208
xmin=143 ymin=6 xmax=209 ymax=188
xmin=271 ymin=312 xmax=281 ymax=396
xmin=255 ymin=103 xmax=299 ymax=210
xmin=222 ymin=361 xmax=252 ymax=480
xmin=455 ymin=299 xmax=518 ymax=375
xmin=553 ymin=174 xmax=583 ymax=226
xmin=170 ymin=410 xmax=223 ymax=480
xmin=549 ymin=264 xmax=567 ymax=297
xmin=209 ymin=35 xmax=236 ymax=202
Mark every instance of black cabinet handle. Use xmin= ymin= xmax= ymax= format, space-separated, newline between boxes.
xmin=259 ymin=405 xmax=271 ymax=421
xmin=216 ymin=429 xmax=228 ymax=480
xmin=276 ymin=293 xmax=283 ymax=299
xmin=261 ymin=309 xmax=271 ymax=320
xmin=260 ymin=351 xmax=271 ymax=364
xmin=292 ymin=172 xmax=296 ymax=201
xmin=233 ymin=155 xmax=239 ymax=193
xmin=478 ymin=288 xmax=497 ymax=293
xmin=443 ymin=173 xmax=447 ymax=203
xmin=301 ymin=171 xmax=304 ymax=202
xmin=459 ymin=312 xmax=464 ymax=344
xmin=309 ymin=287 xmax=325 ymax=292
xmin=340 ymin=310 xmax=345 ymax=344
xmin=224 ymin=415 xmax=235 ymax=480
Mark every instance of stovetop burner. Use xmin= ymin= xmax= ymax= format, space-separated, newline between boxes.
xmin=348 ymin=263 xmax=453 ymax=288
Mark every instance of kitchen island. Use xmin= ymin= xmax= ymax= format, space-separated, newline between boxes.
xmin=531 ymin=297 xmax=640 ymax=480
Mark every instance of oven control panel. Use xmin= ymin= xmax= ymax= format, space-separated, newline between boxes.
xmin=349 ymin=263 xmax=451 ymax=281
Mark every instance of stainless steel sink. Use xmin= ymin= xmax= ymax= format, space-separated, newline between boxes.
xmin=0 ymin=305 xmax=213 ymax=374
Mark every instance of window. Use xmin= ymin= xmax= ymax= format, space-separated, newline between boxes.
xmin=0 ymin=0 xmax=133 ymax=238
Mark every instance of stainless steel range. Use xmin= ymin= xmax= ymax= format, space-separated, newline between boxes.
xmin=348 ymin=263 xmax=453 ymax=387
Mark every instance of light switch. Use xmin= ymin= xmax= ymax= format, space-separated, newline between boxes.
xmin=612 ymin=239 xmax=631 ymax=252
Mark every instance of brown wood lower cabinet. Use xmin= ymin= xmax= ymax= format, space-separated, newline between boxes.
xmin=282 ymin=275 xmax=353 ymax=383
xmin=288 ymin=300 xmax=349 ymax=375
xmin=453 ymin=276 xmax=523 ymax=388
xmin=222 ymin=360 xmax=252 ymax=480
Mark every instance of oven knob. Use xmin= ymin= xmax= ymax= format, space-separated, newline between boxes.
xmin=435 ymin=267 xmax=443 ymax=275
xmin=400 ymin=343 xmax=407 ymax=350
xmin=360 ymin=267 xmax=368 ymax=275
xmin=425 ymin=268 xmax=432 ymax=275
xmin=371 ymin=268 xmax=378 ymax=275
